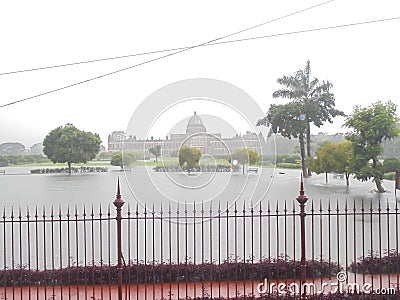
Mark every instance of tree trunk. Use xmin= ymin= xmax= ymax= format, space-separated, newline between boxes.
xmin=374 ymin=178 xmax=385 ymax=193
xmin=68 ymin=162 xmax=71 ymax=174
xmin=372 ymin=158 xmax=385 ymax=193
xmin=345 ymin=173 xmax=350 ymax=186
xmin=299 ymin=133 xmax=308 ymax=178
xmin=306 ymin=122 xmax=312 ymax=177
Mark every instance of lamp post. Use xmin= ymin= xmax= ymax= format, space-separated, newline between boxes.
xmin=296 ymin=173 xmax=308 ymax=299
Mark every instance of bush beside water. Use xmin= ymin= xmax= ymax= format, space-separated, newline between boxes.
xmin=30 ymin=166 xmax=108 ymax=174
xmin=0 ymin=256 xmax=340 ymax=286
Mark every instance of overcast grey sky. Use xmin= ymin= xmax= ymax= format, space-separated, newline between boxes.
xmin=0 ymin=0 xmax=399 ymax=147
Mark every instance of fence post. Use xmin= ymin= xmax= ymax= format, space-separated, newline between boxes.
xmin=296 ymin=174 xmax=308 ymax=299
xmin=113 ymin=178 xmax=125 ymax=300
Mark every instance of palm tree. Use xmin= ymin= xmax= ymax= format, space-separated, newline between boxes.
xmin=272 ymin=60 xmax=344 ymax=176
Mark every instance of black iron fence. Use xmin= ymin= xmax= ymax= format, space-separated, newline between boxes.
xmin=0 ymin=179 xmax=399 ymax=299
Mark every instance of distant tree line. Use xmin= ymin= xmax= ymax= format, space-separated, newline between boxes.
xmin=0 ymin=154 xmax=49 ymax=167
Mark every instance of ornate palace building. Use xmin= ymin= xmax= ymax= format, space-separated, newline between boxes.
xmin=108 ymin=112 xmax=267 ymax=158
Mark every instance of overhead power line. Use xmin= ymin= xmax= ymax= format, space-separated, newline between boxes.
xmin=1 ymin=0 xmax=334 ymax=77
xmin=0 ymin=0 xmax=335 ymax=109
xmin=1 ymin=15 xmax=399 ymax=78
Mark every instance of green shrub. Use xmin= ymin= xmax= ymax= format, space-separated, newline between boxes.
xmin=383 ymin=172 xmax=396 ymax=180
xmin=276 ymin=163 xmax=301 ymax=169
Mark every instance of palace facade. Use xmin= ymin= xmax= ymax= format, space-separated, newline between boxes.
xmin=108 ymin=112 xmax=267 ymax=158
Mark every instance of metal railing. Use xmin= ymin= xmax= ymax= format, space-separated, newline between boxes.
xmin=0 ymin=179 xmax=399 ymax=299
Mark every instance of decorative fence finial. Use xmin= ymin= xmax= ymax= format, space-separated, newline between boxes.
xmin=113 ymin=178 xmax=125 ymax=208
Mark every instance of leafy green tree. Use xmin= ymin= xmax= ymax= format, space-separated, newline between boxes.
xmin=258 ymin=101 xmax=308 ymax=176
xmin=229 ymin=147 xmax=260 ymax=174
xmin=149 ymin=145 xmax=162 ymax=162
xmin=110 ymin=152 xmax=134 ymax=170
xmin=333 ymin=140 xmax=353 ymax=186
xmin=0 ymin=156 xmax=9 ymax=167
xmin=308 ymin=140 xmax=353 ymax=185
xmin=43 ymin=124 xmax=101 ymax=173
xmin=383 ymin=158 xmax=400 ymax=173
xmin=269 ymin=60 xmax=344 ymax=176
xmin=344 ymin=101 xmax=400 ymax=193
xmin=178 ymin=146 xmax=201 ymax=172
xmin=308 ymin=141 xmax=336 ymax=183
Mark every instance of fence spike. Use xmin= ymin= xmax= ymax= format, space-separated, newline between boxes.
xmin=99 ymin=203 xmax=103 ymax=217
xmin=267 ymin=200 xmax=271 ymax=213
xmin=361 ymin=198 xmax=365 ymax=212
xmin=144 ymin=203 xmax=147 ymax=215
xmin=176 ymin=202 xmax=179 ymax=215
xmin=75 ymin=204 xmax=78 ymax=217
xmin=11 ymin=206 xmax=14 ymax=219
xmin=185 ymin=201 xmax=188 ymax=215
xmin=386 ymin=198 xmax=390 ymax=212
xmin=35 ymin=205 xmax=38 ymax=218
xmin=353 ymin=198 xmax=356 ymax=212
xmin=67 ymin=205 xmax=70 ymax=218
xmin=91 ymin=204 xmax=94 ymax=217
xmin=2 ymin=206 xmax=5 ymax=219
xmin=234 ymin=201 xmax=237 ymax=214
xmin=275 ymin=201 xmax=279 ymax=213
xmin=83 ymin=205 xmax=87 ymax=217
xmin=160 ymin=202 xmax=163 ymax=216
xmin=370 ymin=198 xmax=373 ymax=212
xmin=127 ymin=203 xmax=131 ymax=217
xmin=201 ymin=200 xmax=204 ymax=215
xmin=18 ymin=206 xmax=22 ymax=219
xmin=327 ymin=200 xmax=331 ymax=212
xmin=58 ymin=205 xmax=62 ymax=218
xmin=168 ymin=201 xmax=171 ymax=215
xmin=50 ymin=205 xmax=54 ymax=218
xmin=345 ymin=199 xmax=348 ymax=212
xmin=225 ymin=201 xmax=229 ymax=214
xmin=209 ymin=202 xmax=213 ymax=215
xmin=311 ymin=199 xmax=314 ymax=213
xmin=26 ymin=205 xmax=30 ymax=219
xmin=378 ymin=198 xmax=382 ymax=212
xmin=284 ymin=200 xmax=287 ymax=213
xmin=136 ymin=203 xmax=139 ymax=216
xmin=107 ymin=204 xmax=111 ymax=216
xmin=336 ymin=199 xmax=339 ymax=212
xmin=259 ymin=201 xmax=262 ymax=214
xmin=242 ymin=201 xmax=246 ymax=214
xmin=319 ymin=200 xmax=322 ymax=213
xmin=152 ymin=203 xmax=155 ymax=215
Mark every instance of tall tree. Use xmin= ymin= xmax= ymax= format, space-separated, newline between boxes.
xmin=271 ymin=60 xmax=344 ymax=176
xmin=43 ymin=124 xmax=101 ymax=173
xmin=344 ymin=101 xmax=399 ymax=193
xmin=258 ymin=101 xmax=308 ymax=177
xmin=149 ymin=145 xmax=162 ymax=162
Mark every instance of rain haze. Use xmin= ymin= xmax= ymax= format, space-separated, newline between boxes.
xmin=0 ymin=0 xmax=399 ymax=147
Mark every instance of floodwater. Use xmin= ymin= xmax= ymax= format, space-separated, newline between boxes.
xmin=0 ymin=166 xmax=398 ymax=274
xmin=0 ymin=165 xmax=396 ymax=209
